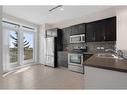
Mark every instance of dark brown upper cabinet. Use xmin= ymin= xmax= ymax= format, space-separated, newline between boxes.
xmin=71 ymin=23 xmax=85 ymax=35
xmin=62 ymin=27 xmax=71 ymax=45
xmin=78 ymin=23 xmax=86 ymax=34
xmin=62 ymin=28 xmax=68 ymax=45
xmin=86 ymin=17 xmax=116 ymax=42
xmin=86 ymin=22 xmax=96 ymax=42
xmin=104 ymin=17 xmax=116 ymax=41
xmin=62 ymin=23 xmax=85 ymax=45
xmin=95 ymin=19 xmax=106 ymax=42
xmin=71 ymin=25 xmax=79 ymax=35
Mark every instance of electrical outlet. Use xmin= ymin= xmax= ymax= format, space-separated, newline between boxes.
xmin=100 ymin=47 xmax=104 ymax=49
xmin=97 ymin=47 xmax=101 ymax=50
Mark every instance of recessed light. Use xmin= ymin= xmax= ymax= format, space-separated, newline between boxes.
xmin=60 ymin=7 xmax=64 ymax=11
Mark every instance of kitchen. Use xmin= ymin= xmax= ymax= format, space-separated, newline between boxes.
xmin=1 ymin=6 xmax=127 ymax=89
xmin=44 ymin=6 xmax=127 ymax=89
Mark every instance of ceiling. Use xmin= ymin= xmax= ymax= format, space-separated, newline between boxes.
xmin=3 ymin=6 xmax=112 ymax=25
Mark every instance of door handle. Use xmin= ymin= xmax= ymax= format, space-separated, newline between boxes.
xmin=104 ymin=36 xmax=106 ymax=40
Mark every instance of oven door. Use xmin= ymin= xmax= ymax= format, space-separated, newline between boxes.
xmin=68 ymin=53 xmax=83 ymax=66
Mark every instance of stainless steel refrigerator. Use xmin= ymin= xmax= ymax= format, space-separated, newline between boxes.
xmin=45 ymin=37 xmax=57 ymax=67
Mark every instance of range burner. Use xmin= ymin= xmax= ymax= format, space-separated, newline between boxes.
xmin=70 ymin=48 xmax=87 ymax=54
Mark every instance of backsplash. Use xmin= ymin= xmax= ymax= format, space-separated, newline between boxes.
xmin=63 ymin=41 xmax=116 ymax=53
xmin=86 ymin=41 xmax=116 ymax=53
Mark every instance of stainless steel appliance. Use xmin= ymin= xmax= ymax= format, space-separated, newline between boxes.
xmin=70 ymin=34 xmax=85 ymax=43
xmin=68 ymin=53 xmax=84 ymax=73
xmin=68 ymin=48 xmax=93 ymax=74
xmin=45 ymin=28 xmax=63 ymax=68
xmin=45 ymin=37 xmax=57 ymax=67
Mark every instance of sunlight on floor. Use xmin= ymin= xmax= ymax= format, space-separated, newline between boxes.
xmin=2 ymin=71 xmax=15 ymax=77
xmin=2 ymin=66 xmax=31 ymax=77
xmin=14 ymin=66 xmax=31 ymax=74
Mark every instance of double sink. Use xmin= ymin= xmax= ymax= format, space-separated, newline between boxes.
xmin=97 ymin=53 xmax=123 ymax=60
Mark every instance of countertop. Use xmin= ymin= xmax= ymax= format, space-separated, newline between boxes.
xmin=59 ymin=51 xmax=95 ymax=54
xmin=84 ymin=54 xmax=127 ymax=73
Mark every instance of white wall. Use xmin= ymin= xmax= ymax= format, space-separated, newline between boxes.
xmin=0 ymin=6 xmax=3 ymax=76
xmin=52 ymin=7 xmax=116 ymax=29
xmin=116 ymin=7 xmax=127 ymax=50
xmin=3 ymin=13 xmax=39 ymax=28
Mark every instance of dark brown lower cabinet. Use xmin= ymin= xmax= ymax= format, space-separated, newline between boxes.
xmin=57 ymin=51 xmax=68 ymax=67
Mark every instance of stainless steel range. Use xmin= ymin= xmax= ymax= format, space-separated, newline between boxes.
xmin=68 ymin=53 xmax=84 ymax=73
xmin=68 ymin=46 xmax=93 ymax=74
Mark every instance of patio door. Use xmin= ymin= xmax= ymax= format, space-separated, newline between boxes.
xmin=9 ymin=29 xmax=20 ymax=67
xmin=22 ymin=27 xmax=35 ymax=64
xmin=3 ymin=21 xmax=35 ymax=71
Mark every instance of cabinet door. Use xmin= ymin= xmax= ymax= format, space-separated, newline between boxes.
xmin=46 ymin=31 xmax=52 ymax=37
xmin=78 ymin=24 xmax=85 ymax=34
xmin=57 ymin=30 xmax=63 ymax=51
xmin=62 ymin=27 xmax=71 ymax=45
xmin=46 ymin=28 xmax=57 ymax=37
xmin=95 ymin=20 xmax=105 ymax=42
xmin=86 ymin=17 xmax=116 ymax=42
xmin=57 ymin=52 xmax=68 ymax=67
xmin=94 ymin=17 xmax=116 ymax=42
xmin=86 ymin=21 xmax=105 ymax=42
xmin=51 ymin=28 xmax=57 ymax=37
xmin=51 ymin=31 xmax=57 ymax=37
xmin=62 ymin=28 xmax=68 ymax=45
xmin=86 ymin=22 xmax=95 ymax=42
xmin=105 ymin=17 xmax=116 ymax=41
xmin=66 ymin=27 xmax=71 ymax=44
xmin=71 ymin=25 xmax=79 ymax=35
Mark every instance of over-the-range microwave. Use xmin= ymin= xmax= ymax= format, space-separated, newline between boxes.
xmin=70 ymin=34 xmax=85 ymax=43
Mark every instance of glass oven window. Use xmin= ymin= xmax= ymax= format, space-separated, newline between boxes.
xmin=70 ymin=54 xmax=81 ymax=64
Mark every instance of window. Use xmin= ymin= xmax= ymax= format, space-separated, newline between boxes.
xmin=9 ymin=30 xmax=19 ymax=64
xmin=2 ymin=20 xmax=36 ymax=71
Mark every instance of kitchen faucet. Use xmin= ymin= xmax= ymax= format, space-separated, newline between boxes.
xmin=105 ymin=48 xmax=117 ymax=54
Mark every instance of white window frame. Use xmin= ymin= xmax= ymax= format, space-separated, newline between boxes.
xmin=2 ymin=19 xmax=37 ymax=72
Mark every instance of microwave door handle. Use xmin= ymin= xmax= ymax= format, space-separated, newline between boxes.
xmin=81 ymin=35 xmax=85 ymax=42
xmin=81 ymin=55 xmax=83 ymax=65
xmin=80 ymin=36 xmax=82 ymax=42
xmin=78 ymin=37 xmax=81 ymax=43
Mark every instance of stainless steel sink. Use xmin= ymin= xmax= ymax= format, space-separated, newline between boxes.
xmin=97 ymin=53 xmax=123 ymax=59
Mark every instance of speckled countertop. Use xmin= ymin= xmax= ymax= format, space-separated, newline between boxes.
xmin=84 ymin=54 xmax=127 ymax=73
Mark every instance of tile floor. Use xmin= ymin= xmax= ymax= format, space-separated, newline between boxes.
xmin=0 ymin=64 xmax=85 ymax=89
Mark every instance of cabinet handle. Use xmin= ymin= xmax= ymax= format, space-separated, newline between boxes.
xmin=104 ymin=36 xmax=106 ymax=40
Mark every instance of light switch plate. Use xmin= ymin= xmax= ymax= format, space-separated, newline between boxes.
xmin=97 ymin=47 xmax=101 ymax=49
